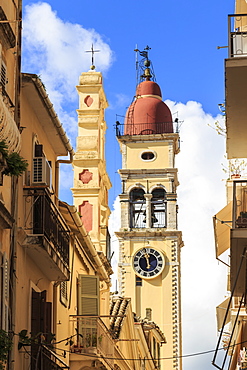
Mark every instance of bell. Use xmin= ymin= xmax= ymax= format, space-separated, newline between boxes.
xmin=151 ymin=213 xmax=158 ymax=224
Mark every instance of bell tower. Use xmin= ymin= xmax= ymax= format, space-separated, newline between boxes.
xmin=72 ymin=69 xmax=111 ymax=256
xmin=115 ymin=51 xmax=183 ymax=370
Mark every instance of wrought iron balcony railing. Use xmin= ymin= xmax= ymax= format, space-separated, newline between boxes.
xmin=228 ymin=14 xmax=247 ymax=58
xmin=231 ymin=180 xmax=247 ymax=229
xmin=24 ymin=187 xmax=69 ymax=266
xmin=70 ymin=316 xmax=114 ymax=368
xmin=32 ymin=345 xmax=69 ymax=370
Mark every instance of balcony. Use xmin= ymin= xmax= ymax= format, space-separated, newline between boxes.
xmin=225 ymin=14 xmax=247 ymax=158
xmin=0 ymin=89 xmax=20 ymax=154
xmin=213 ymin=180 xmax=247 ymax=296
xmin=31 ymin=345 xmax=69 ymax=370
xmin=69 ymin=316 xmax=114 ymax=369
xmin=22 ymin=187 xmax=70 ymax=281
xmin=230 ymin=180 xmax=247 ymax=296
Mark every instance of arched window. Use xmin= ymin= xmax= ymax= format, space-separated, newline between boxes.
xmin=151 ymin=188 xmax=166 ymax=228
xmin=129 ymin=188 xmax=146 ymax=228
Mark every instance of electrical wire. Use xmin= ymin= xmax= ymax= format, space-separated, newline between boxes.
xmin=16 ymin=330 xmax=247 ymax=362
xmin=48 ymin=339 xmax=247 ymax=362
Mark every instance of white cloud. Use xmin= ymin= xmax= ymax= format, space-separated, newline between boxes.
xmin=22 ymin=2 xmax=113 ymax=137
xmin=170 ymin=100 xmax=227 ymax=369
xmin=109 ymin=100 xmax=228 ymax=369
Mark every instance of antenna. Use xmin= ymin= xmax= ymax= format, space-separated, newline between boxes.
xmin=134 ymin=45 xmax=156 ymax=84
xmin=134 ymin=45 xmax=139 ymax=88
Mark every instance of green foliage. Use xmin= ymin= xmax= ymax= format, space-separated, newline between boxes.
xmin=0 ymin=140 xmax=28 ymax=177
xmin=3 ymin=152 xmax=28 ymax=177
xmin=18 ymin=329 xmax=32 ymax=350
xmin=0 ymin=330 xmax=13 ymax=370
xmin=0 ymin=141 xmax=8 ymax=158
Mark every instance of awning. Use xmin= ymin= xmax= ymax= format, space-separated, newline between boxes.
xmin=216 ymin=297 xmax=231 ymax=331
xmin=213 ymin=201 xmax=232 ymax=258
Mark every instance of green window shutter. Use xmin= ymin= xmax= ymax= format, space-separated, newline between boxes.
xmin=78 ymin=275 xmax=99 ymax=315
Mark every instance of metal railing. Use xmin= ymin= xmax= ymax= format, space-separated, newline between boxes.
xmin=116 ymin=122 xmax=174 ymax=136
xmin=70 ymin=316 xmax=114 ymax=368
xmin=228 ymin=14 xmax=247 ymax=58
xmin=24 ymin=188 xmax=69 ymax=265
xmin=32 ymin=345 xmax=69 ymax=370
xmin=212 ymin=253 xmax=246 ymax=370
xmin=232 ymin=180 xmax=247 ymax=229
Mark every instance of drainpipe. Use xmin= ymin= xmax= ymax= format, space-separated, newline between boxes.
xmin=9 ymin=2 xmax=22 ymax=369
xmin=29 ymin=75 xmax=74 ymax=202
xmin=14 ymin=0 xmax=22 ymax=128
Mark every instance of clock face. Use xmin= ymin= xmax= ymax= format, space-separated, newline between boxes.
xmin=133 ymin=248 xmax=165 ymax=279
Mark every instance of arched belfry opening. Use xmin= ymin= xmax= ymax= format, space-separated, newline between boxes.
xmin=151 ymin=188 xmax=166 ymax=228
xmin=129 ymin=188 xmax=146 ymax=228
xmin=129 ymin=187 xmax=166 ymax=229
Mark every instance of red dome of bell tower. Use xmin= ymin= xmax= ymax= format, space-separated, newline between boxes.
xmin=124 ymin=59 xmax=173 ymax=135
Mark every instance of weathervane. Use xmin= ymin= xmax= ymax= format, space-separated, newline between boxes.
xmin=85 ymin=44 xmax=100 ymax=70
xmin=134 ymin=45 xmax=155 ymax=85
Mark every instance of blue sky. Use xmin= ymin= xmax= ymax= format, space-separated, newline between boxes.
xmin=21 ymin=1 xmax=235 ymax=369
xmin=22 ymin=0 xmax=234 ymax=206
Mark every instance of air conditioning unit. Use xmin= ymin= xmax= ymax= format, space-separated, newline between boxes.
xmin=32 ymin=157 xmax=51 ymax=187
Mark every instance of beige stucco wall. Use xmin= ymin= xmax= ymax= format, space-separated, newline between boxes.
xmin=125 ymin=141 xmax=171 ymax=169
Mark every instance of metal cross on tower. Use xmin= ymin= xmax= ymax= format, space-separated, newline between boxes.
xmin=85 ymin=44 xmax=100 ymax=70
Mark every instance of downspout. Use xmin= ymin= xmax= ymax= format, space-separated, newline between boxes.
xmin=29 ymin=75 xmax=74 ymax=202
xmin=9 ymin=1 xmax=22 ymax=369
xmin=14 ymin=0 xmax=22 ymax=128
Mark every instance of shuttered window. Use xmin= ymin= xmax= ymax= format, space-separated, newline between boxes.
xmin=77 ymin=275 xmax=99 ymax=316
xmin=31 ymin=290 xmax=52 ymax=370
xmin=60 ymin=281 xmax=68 ymax=307
xmin=0 ymin=61 xmax=7 ymax=92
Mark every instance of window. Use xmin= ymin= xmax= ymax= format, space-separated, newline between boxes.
xmin=130 ymin=188 xmax=146 ymax=228
xmin=151 ymin=188 xmax=166 ymax=228
xmin=136 ymin=276 xmax=142 ymax=286
xmin=141 ymin=151 xmax=156 ymax=161
xmin=0 ymin=61 xmax=7 ymax=92
xmin=31 ymin=289 xmax=52 ymax=369
xmin=60 ymin=281 xmax=68 ymax=307
xmin=77 ymin=275 xmax=99 ymax=315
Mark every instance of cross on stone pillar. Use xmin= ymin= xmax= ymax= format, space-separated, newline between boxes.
xmin=85 ymin=44 xmax=100 ymax=70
